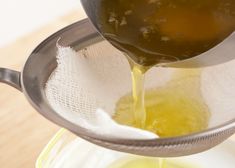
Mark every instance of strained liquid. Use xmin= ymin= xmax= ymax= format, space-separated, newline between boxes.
xmin=114 ymin=69 xmax=210 ymax=137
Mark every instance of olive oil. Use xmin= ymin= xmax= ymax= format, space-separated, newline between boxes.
xmin=98 ymin=0 xmax=235 ymax=66
xmin=114 ymin=69 xmax=210 ymax=137
xmin=129 ymin=63 xmax=149 ymax=128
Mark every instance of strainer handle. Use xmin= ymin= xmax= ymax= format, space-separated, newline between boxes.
xmin=0 ymin=68 xmax=21 ymax=91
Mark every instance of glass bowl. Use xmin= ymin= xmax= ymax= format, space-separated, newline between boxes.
xmin=36 ymin=129 xmax=235 ymax=168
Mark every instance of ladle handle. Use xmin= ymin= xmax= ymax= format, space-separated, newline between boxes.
xmin=0 ymin=68 xmax=21 ymax=91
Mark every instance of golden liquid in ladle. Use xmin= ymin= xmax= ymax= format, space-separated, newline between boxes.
xmin=99 ymin=0 xmax=235 ymax=66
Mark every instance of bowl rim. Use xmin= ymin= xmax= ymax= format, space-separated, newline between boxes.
xmin=36 ymin=129 xmax=66 ymax=168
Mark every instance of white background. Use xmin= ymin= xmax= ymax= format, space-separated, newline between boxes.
xmin=0 ymin=0 xmax=82 ymax=47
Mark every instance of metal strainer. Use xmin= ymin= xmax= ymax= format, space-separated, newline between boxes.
xmin=1 ymin=19 xmax=235 ymax=157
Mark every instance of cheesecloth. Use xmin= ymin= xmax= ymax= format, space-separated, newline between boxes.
xmin=45 ymin=40 xmax=235 ymax=140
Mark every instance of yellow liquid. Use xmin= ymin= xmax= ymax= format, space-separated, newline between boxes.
xmin=114 ymin=68 xmax=210 ymax=137
xmin=109 ymin=157 xmax=197 ymax=168
xmin=130 ymin=63 xmax=149 ymax=128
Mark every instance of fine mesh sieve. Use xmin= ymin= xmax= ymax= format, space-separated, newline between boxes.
xmin=0 ymin=19 xmax=235 ymax=157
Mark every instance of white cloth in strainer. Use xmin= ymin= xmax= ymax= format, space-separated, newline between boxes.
xmin=45 ymin=41 xmax=235 ymax=140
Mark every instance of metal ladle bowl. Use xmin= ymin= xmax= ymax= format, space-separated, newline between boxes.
xmin=81 ymin=0 xmax=235 ymax=68
xmin=0 ymin=20 xmax=235 ymax=157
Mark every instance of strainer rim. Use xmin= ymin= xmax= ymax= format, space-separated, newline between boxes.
xmin=21 ymin=19 xmax=235 ymax=148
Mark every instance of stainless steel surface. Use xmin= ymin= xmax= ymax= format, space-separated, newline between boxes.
xmin=80 ymin=0 xmax=235 ymax=68
xmin=0 ymin=68 xmax=21 ymax=91
xmin=0 ymin=19 xmax=235 ymax=157
xmin=164 ymin=33 xmax=235 ymax=68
